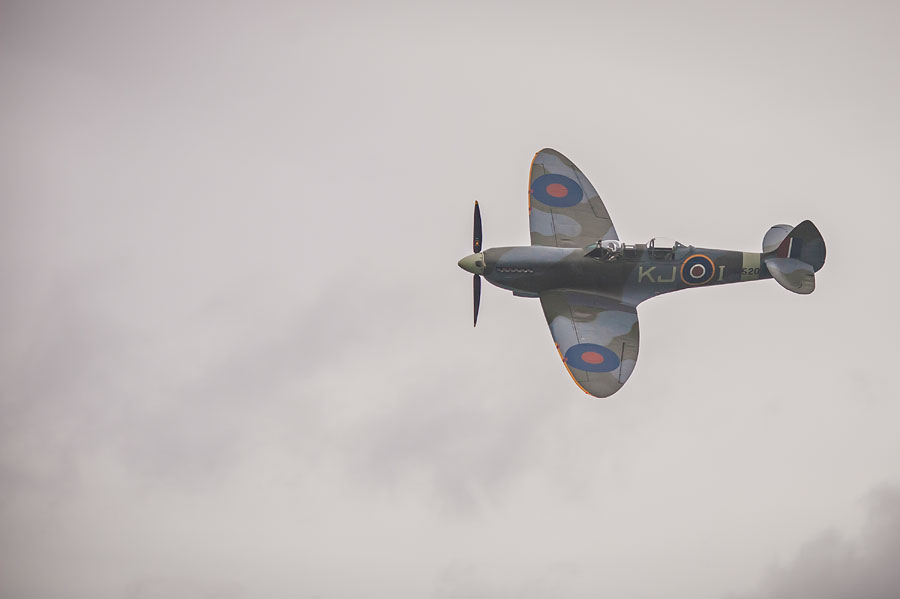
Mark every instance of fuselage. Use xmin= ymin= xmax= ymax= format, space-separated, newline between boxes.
xmin=461 ymin=243 xmax=772 ymax=305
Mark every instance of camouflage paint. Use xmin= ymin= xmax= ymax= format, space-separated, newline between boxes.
xmin=459 ymin=149 xmax=826 ymax=398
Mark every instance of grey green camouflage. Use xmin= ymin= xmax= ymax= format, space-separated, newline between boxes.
xmin=458 ymin=149 xmax=826 ymax=398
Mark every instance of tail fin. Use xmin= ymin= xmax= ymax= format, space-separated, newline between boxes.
xmin=762 ymin=224 xmax=794 ymax=253
xmin=763 ymin=220 xmax=826 ymax=295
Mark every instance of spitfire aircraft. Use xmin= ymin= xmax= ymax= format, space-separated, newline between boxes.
xmin=458 ymin=148 xmax=826 ymax=398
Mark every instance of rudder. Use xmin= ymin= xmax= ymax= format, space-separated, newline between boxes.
xmin=770 ymin=220 xmax=826 ymax=272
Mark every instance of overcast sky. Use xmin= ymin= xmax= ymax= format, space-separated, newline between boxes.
xmin=2 ymin=1 xmax=900 ymax=597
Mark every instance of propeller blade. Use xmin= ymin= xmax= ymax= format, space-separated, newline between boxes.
xmin=473 ymin=274 xmax=481 ymax=327
xmin=473 ymin=201 xmax=482 ymax=253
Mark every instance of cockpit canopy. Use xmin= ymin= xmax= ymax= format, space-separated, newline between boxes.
xmin=586 ymin=237 xmax=687 ymax=261
xmin=600 ymin=239 xmax=623 ymax=254
xmin=585 ymin=239 xmax=624 ymax=261
xmin=648 ymin=237 xmax=686 ymax=259
xmin=647 ymin=237 xmax=685 ymax=250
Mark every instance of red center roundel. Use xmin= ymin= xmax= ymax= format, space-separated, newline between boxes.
xmin=690 ymin=264 xmax=706 ymax=277
xmin=581 ymin=351 xmax=605 ymax=365
xmin=546 ymin=183 xmax=569 ymax=198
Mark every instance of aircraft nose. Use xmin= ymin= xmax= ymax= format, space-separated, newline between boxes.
xmin=458 ymin=253 xmax=485 ymax=275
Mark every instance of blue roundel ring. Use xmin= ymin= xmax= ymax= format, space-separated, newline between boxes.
xmin=530 ymin=174 xmax=583 ymax=208
xmin=680 ymin=254 xmax=716 ymax=286
xmin=564 ymin=343 xmax=621 ymax=373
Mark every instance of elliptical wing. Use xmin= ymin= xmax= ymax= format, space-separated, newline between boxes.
xmin=529 ymin=149 xmax=618 ymax=248
xmin=540 ymin=290 xmax=639 ymax=398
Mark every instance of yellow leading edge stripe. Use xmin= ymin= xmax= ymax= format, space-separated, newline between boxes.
xmin=556 ymin=343 xmax=592 ymax=396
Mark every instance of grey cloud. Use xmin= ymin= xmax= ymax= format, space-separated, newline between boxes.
xmin=435 ymin=561 xmax=580 ymax=599
xmin=125 ymin=577 xmax=245 ymax=599
xmin=742 ymin=486 xmax=900 ymax=599
xmin=348 ymin=372 xmax=563 ymax=512
xmin=0 ymin=269 xmax=405 ymax=498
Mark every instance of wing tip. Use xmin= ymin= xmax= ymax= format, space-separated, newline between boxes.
xmin=534 ymin=148 xmax=565 ymax=162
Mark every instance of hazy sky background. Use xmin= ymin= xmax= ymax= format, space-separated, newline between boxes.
xmin=2 ymin=1 xmax=900 ymax=597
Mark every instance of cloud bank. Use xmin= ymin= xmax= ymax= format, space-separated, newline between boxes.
xmin=744 ymin=486 xmax=900 ymax=599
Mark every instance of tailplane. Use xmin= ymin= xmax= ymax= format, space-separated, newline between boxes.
xmin=762 ymin=220 xmax=826 ymax=294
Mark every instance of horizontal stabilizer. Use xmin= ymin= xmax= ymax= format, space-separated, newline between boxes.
xmin=765 ymin=257 xmax=815 ymax=294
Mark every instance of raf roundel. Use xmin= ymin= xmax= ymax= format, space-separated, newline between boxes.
xmin=530 ymin=174 xmax=584 ymax=208
xmin=680 ymin=254 xmax=716 ymax=286
xmin=564 ymin=343 xmax=621 ymax=373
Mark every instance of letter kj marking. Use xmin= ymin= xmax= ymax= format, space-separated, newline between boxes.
xmin=656 ymin=266 xmax=676 ymax=283
xmin=638 ymin=266 xmax=656 ymax=283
